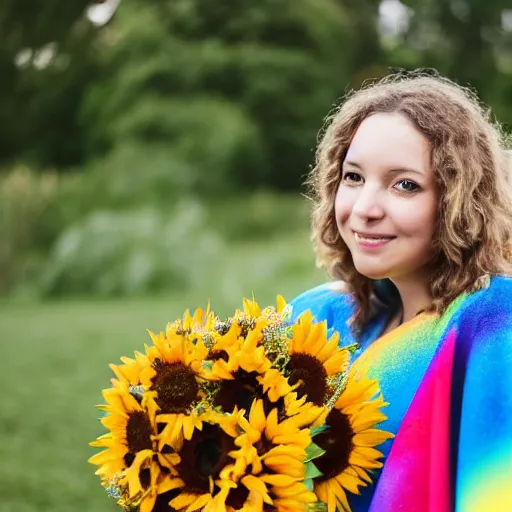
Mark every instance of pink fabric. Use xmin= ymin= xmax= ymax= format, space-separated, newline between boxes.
xmin=369 ymin=330 xmax=457 ymax=512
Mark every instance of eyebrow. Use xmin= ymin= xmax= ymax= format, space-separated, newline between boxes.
xmin=343 ymin=160 xmax=425 ymax=176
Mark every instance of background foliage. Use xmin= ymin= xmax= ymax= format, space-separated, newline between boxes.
xmin=1 ymin=0 xmax=511 ymax=298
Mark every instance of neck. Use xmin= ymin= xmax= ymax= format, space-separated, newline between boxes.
xmin=390 ymin=275 xmax=433 ymax=324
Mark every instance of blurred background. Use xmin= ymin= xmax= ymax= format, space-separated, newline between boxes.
xmin=0 ymin=0 xmax=511 ymax=510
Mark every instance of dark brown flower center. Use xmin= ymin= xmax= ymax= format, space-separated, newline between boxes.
xmin=139 ymin=467 xmax=151 ymax=490
xmin=151 ymin=360 xmax=199 ymax=414
xmin=287 ymin=353 xmax=328 ymax=406
xmin=176 ymin=423 xmax=235 ymax=492
xmin=152 ymin=490 xmax=180 ymax=511
xmin=226 ymin=485 xmax=250 ymax=510
xmin=214 ymin=370 xmax=263 ymax=413
xmin=208 ymin=349 xmax=229 ymax=362
xmin=126 ymin=411 xmax=153 ymax=456
xmin=314 ymin=408 xmax=354 ymax=481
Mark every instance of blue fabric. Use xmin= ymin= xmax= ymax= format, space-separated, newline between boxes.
xmin=288 ymin=276 xmax=512 ymax=512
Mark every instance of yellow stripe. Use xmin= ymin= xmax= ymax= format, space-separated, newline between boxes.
xmin=353 ymin=313 xmax=435 ymax=374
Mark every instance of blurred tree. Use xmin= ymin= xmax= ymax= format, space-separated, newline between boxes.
xmin=1 ymin=0 xmax=509 ymax=184
xmin=3 ymin=0 xmax=512 ymax=298
xmin=81 ymin=0 xmax=386 ymax=192
xmin=389 ymin=0 xmax=512 ymax=127
xmin=0 ymin=0 xmax=100 ymax=168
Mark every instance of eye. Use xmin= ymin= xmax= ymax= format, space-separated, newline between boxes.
xmin=342 ymin=171 xmax=363 ymax=184
xmin=394 ymin=179 xmax=420 ymax=193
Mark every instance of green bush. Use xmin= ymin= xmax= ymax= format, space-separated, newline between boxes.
xmin=206 ymin=190 xmax=311 ymax=241
xmin=103 ymin=97 xmax=266 ymax=197
xmin=40 ymin=201 xmax=223 ymax=297
xmin=0 ymin=165 xmax=317 ymax=298
xmin=0 ymin=167 xmax=60 ymax=295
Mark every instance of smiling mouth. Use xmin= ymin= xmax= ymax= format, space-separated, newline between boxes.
xmin=354 ymin=232 xmax=396 ymax=246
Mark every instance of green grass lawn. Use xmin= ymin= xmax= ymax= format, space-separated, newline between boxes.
xmin=0 ymin=263 xmax=325 ymax=511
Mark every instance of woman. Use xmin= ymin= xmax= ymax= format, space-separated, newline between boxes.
xmin=289 ymin=73 xmax=512 ymax=512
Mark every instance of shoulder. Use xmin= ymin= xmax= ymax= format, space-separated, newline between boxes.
xmin=287 ymin=281 xmax=355 ymax=334
xmin=451 ymin=275 xmax=512 ymax=356
xmin=289 ymin=280 xmax=348 ymax=304
xmin=458 ymin=275 xmax=512 ymax=324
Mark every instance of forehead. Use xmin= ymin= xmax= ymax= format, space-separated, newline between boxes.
xmin=344 ymin=113 xmax=431 ymax=172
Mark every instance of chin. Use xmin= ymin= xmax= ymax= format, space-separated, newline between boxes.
xmin=353 ymin=265 xmax=390 ymax=280
xmin=363 ymin=273 xmax=390 ymax=281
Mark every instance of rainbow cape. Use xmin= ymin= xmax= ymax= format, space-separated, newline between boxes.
xmin=289 ymin=276 xmax=512 ymax=511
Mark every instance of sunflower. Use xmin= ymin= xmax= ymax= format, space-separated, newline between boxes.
xmin=91 ymin=300 xmax=394 ymax=512
xmin=108 ymin=307 xmax=213 ymax=392
xmin=203 ymin=479 xmax=265 ymax=512
xmin=205 ymin=297 xmax=293 ymax=411
xmin=142 ymin=322 xmax=211 ymax=450
xmin=109 ymin=350 xmax=154 ymax=389
xmin=287 ymin=311 xmax=350 ymax=407
xmin=106 ymin=327 xmax=208 ymax=452
xmin=312 ymin=372 xmax=393 ymax=512
xmin=145 ymin=319 xmax=210 ymax=385
xmin=207 ymin=318 xmax=277 ymax=414
xmin=168 ymin=305 xmax=217 ymax=335
xmin=186 ymin=305 xmax=217 ymax=331
xmin=89 ymin=385 xmax=158 ymax=477
xmin=166 ymin=418 xmax=241 ymax=512
xmin=258 ymin=368 xmax=294 ymax=404
xmin=240 ymin=295 xmax=288 ymax=320
xmin=209 ymin=317 xmax=271 ymax=375
xmin=89 ymin=385 xmax=180 ymax=511
xmin=217 ymin=399 xmax=319 ymax=512
xmin=203 ymin=320 xmax=243 ymax=381
xmin=124 ymin=457 xmax=184 ymax=512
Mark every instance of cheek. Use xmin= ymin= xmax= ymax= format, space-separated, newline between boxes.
xmin=393 ymin=199 xmax=437 ymax=236
xmin=334 ymin=188 xmax=353 ymax=227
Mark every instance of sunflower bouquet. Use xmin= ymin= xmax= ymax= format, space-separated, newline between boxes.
xmin=89 ymin=297 xmax=392 ymax=512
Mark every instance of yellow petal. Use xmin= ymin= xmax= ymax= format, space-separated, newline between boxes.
xmin=186 ymin=493 xmax=211 ymax=512
xmin=263 ymin=444 xmax=306 ymax=460
xmin=140 ymin=493 xmax=157 ymax=512
xmin=349 ymin=450 xmax=383 ymax=469
xmin=336 ymin=468 xmax=364 ymax=494
xmin=259 ymin=474 xmax=299 ymax=487
xmin=273 ymin=482 xmax=312 ymax=498
xmin=183 ymin=415 xmax=200 ymax=440
xmin=329 ymin=478 xmax=351 ymax=512
xmin=351 ymin=411 xmax=388 ymax=433
xmin=171 ymin=493 xmax=199 ymax=509
xmin=276 ymin=295 xmax=287 ymax=313
xmin=323 ymin=350 xmax=350 ymax=375
xmin=157 ymin=477 xmax=185 ymax=494
xmin=249 ymin=399 xmax=266 ymax=433
xmin=94 ymin=459 xmax=125 ymax=477
xmin=353 ymin=429 xmax=393 ymax=447
xmin=327 ymin=480 xmax=338 ymax=512
xmin=88 ymin=445 xmax=126 ymax=465
xmin=241 ymin=475 xmax=272 ymax=504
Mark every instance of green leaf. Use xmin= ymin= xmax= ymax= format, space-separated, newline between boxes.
xmin=304 ymin=442 xmax=326 ymax=462
xmin=310 ymin=424 xmax=328 ymax=437
xmin=304 ymin=478 xmax=314 ymax=492
xmin=202 ymin=360 xmax=213 ymax=371
xmin=344 ymin=342 xmax=360 ymax=354
xmin=304 ymin=461 xmax=323 ymax=480
xmin=308 ymin=502 xmax=328 ymax=512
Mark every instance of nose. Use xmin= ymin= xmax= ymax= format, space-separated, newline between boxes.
xmin=352 ymin=185 xmax=385 ymax=222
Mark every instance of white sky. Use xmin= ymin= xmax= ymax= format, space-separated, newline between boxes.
xmin=379 ymin=0 xmax=411 ymax=36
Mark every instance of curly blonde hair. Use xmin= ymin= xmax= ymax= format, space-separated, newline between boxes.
xmin=308 ymin=72 xmax=512 ymax=333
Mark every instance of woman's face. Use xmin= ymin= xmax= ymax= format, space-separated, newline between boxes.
xmin=335 ymin=113 xmax=438 ymax=282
